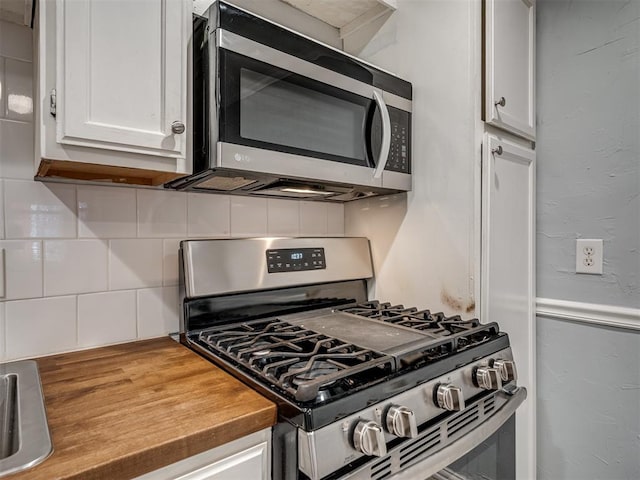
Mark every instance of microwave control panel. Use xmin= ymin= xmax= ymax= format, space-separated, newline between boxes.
xmin=266 ymin=248 xmax=326 ymax=273
xmin=385 ymin=107 xmax=411 ymax=174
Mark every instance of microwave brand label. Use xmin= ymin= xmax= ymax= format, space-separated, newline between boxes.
xmin=234 ymin=153 xmax=251 ymax=163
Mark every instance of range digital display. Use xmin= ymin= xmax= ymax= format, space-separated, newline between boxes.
xmin=266 ymin=248 xmax=326 ymax=273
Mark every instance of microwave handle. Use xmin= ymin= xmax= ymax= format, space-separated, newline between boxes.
xmin=372 ymin=91 xmax=391 ymax=179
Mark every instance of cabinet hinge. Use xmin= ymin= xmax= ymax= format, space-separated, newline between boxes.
xmin=50 ymin=88 xmax=57 ymax=117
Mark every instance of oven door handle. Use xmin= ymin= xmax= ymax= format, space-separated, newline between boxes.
xmin=372 ymin=90 xmax=391 ymax=179
xmin=388 ymin=386 xmax=527 ymax=480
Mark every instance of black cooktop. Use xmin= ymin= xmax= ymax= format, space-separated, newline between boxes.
xmin=188 ymin=299 xmax=507 ymax=428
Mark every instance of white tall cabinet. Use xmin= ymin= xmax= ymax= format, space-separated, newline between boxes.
xmin=344 ymin=0 xmax=536 ymax=478
xmin=36 ymin=0 xmax=191 ymax=186
xmin=481 ymin=133 xmax=536 ymax=480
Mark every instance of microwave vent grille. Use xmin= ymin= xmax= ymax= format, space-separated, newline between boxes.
xmin=194 ymin=176 xmax=258 ymax=191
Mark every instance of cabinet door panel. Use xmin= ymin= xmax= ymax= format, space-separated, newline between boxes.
xmin=177 ymin=443 xmax=269 ymax=480
xmin=484 ymin=0 xmax=535 ymax=140
xmin=58 ymin=0 xmax=187 ymax=158
xmin=481 ymin=133 xmax=535 ymax=480
xmin=132 ymin=430 xmax=271 ymax=480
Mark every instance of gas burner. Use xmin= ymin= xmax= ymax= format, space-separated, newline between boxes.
xmin=340 ymin=303 xmax=489 ymax=338
xmin=197 ymin=319 xmax=395 ymax=403
xmin=291 ymin=360 xmax=339 ymax=387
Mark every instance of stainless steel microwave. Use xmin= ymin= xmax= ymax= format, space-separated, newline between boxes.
xmin=167 ymin=1 xmax=413 ymax=201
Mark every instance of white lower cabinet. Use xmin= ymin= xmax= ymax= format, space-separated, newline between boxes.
xmin=134 ymin=429 xmax=271 ymax=480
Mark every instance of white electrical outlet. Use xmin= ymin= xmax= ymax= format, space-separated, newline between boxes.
xmin=576 ymin=239 xmax=603 ymax=275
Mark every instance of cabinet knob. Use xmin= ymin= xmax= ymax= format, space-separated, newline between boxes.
xmin=171 ymin=121 xmax=186 ymax=134
xmin=492 ymin=146 xmax=503 ymax=156
xmin=495 ymin=96 xmax=506 ymax=107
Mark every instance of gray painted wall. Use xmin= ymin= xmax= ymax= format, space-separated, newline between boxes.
xmin=537 ymin=317 xmax=640 ymax=480
xmin=536 ymin=0 xmax=639 ymax=309
xmin=537 ymin=1 xmax=640 ymax=479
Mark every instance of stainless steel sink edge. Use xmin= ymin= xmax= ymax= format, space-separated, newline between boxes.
xmin=0 ymin=360 xmax=53 ymax=478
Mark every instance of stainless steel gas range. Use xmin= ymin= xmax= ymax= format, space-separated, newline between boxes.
xmin=179 ymin=237 xmax=526 ymax=480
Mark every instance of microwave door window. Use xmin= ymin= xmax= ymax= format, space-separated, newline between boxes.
xmin=235 ymin=67 xmax=371 ymax=166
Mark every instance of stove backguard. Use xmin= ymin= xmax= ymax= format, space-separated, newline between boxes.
xmin=182 ymin=279 xmax=368 ymax=333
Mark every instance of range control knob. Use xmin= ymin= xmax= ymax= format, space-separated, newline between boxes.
xmin=353 ymin=421 xmax=387 ymax=457
xmin=493 ymin=359 xmax=518 ymax=382
xmin=474 ymin=367 xmax=503 ymax=390
xmin=435 ymin=384 xmax=465 ymax=411
xmin=385 ymin=405 xmax=418 ymax=438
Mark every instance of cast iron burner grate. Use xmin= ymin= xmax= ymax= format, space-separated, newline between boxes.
xmin=197 ymin=320 xmax=394 ymax=403
xmin=339 ymin=301 xmax=501 ymax=357
xmin=342 ymin=301 xmax=492 ymax=333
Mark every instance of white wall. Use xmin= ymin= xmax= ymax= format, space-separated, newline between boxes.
xmin=536 ymin=1 xmax=640 ymax=479
xmin=0 ymin=20 xmax=344 ymax=362
xmin=345 ymin=0 xmax=481 ymax=315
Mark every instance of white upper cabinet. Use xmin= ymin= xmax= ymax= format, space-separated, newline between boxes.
xmin=484 ymin=0 xmax=536 ymax=140
xmin=60 ymin=0 xmax=186 ymax=157
xmin=36 ymin=0 xmax=191 ymax=186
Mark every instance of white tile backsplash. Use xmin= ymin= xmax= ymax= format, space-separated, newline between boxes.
xmin=268 ymin=199 xmax=300 ymax=236
xmin=44 ymin=240 xmax=108 ymax=296
xmin=0 ymin=19 xmax=344 ymax=360
xmin=5 ymin=180 xmax=77 ymax=238
xmin=5 ymin=296 xmax=77 ymax=360
xmin=5 ymin=58 xmax=33 ymax=122
xmin=78 ymin=291 xmax=137 ymax=348
xmin=0 ymin=240 xmax=43 ymax=300
xmin=109 ymin=239 xmax=163 ymax=290
xmin=137 ymin=189 xmax=187 ymax=238
xmin=137 ymin=286 xmax=179 ymax=338
xmin=0 ymin=181 xmax=4 ymax=239
xmin=0 ymin=20 xmax=33 ymax=62
xmin=327 ymin=203 xmax=345 ymax=237
xmin=230 ymin=196 xmax=268 ymax=237
xmin=0 ymin=119 xmax=34 ymax=180
xmin=300 ymin=201 xmax=328 ymax=236
xmin=0 ymin=58 xmax=5 ymax=119
xmin=187 ymin=192 xmax=230 ymax=238
xmin=162 ymin=239 xmax=181 ymax=286
xmin=78 ymin=185 xmax=137 ymax=238
xmin=0 ymin=303 xmax=5 ymax=361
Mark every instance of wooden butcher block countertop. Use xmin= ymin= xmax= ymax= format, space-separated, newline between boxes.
xmin=10 ymin=337 xmax=277 ymax=480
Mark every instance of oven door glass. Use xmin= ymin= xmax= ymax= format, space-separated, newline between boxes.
xmin=430 ymin=415 xmax=516 ymax=480
xmin=218 ymin=49 xmax=384 ymax=168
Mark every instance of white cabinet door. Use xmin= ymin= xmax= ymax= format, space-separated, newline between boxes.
xmin=56 ymin=0 xmax=188 ymax=158
xmin=174 ymin=443 xmax=269 ymax=480
xmin=133 ymin=429 xmax=270 ymax=480
xmin=484 ymin=0 xmax=535 ymax=140
xmin=481 ymin=133 xmax=535 ymax=480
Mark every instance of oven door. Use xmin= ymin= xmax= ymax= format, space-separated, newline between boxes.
xmin=429 ymin=415 xmax=515 ymax=480
xmin=214 ymin=30 xmax=403 ymax=188
xmin=385 ymin=387 xmax=524 ymax=480
xmin=339 ymin=387 xmax=525 ymax=480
